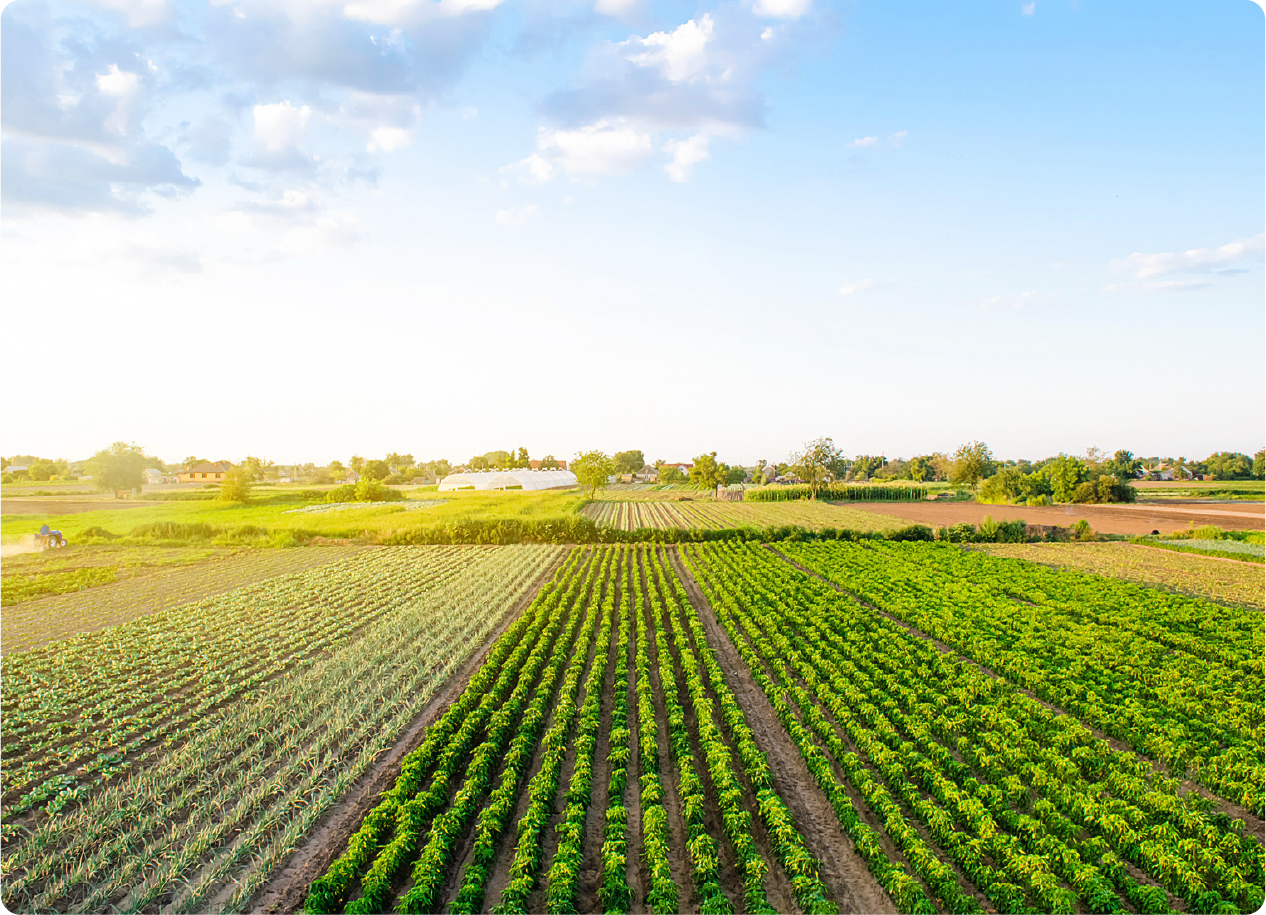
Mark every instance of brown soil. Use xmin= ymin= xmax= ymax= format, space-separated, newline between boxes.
xmin=247 ymin=550 xmax=566 ymax=914
xmin=667 ymin=548 xmax=899 ymax=915
xmin=845 ymin=499 xmax=1264 ymax=535
xmin=1 ymin=499 xmax=162 ymax=515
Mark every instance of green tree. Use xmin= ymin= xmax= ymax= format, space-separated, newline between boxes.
xmin=689 ymin=452 xmax=725 ymax=490
xmin=907 ymin=455 xmax=933 ymax=482
xmin=851 ymin=455 xmax=883 ymax=481
xmin=790 ymin=437 xmax=846 ymax=498
xmin=723 ymin=464 xmax=748 ymax=485
xmin=86 ymin=442 xmax=150 ymax=495
xmin=514 ymin=447 xmax=530 ymax=469
xmin=362 ymin=459 xmax=391 ymax=481
xmin=28 ymin=459 xmax=57 ymax=482
xmin=572 ymin=451 xmax=614 ymax=497
xmin=218 ymin=465 xmax=253 ymax=504
xmin=951 ymin=441 xmax=994 ymax=494
xmin=656 ymin=462 xmax=685 ymax=483
xmin=349 ymin=455 xmax=365 ymax=473
xmin=613 ymin=450 xmax=646 ymax=475
xmin=240 ymin=456 xmax=268 ymax=481
xmin=1103 ymin=449 xmax=1142 ymax=482
xmin=1254 ymin=449 xmax=1265 ymax=479
xmin=329 ymin=460 xmax=346 ymax=478
xmin=385 ymin=452 xmax=415 ymax=470
xmin=1044 ymin=453 xmax=1089 ymax=502
xmin=539 ymin=455 xmax=560 ymax=470
xmin=1204 ymin=451 xmax=1254 ymax=481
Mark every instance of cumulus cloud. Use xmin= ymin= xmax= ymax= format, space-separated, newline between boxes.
xmin=849 ymin=136 xmax=878 ymax=148
xmin=253 ymin=101 xmax=312 ymax=154
xmin=500 ymin=153 xmax=556 ymax=184
xmin=839 ymin=278 xmax=875 ymax=296
xmin=594 ymin=0 xmax=641 ymax=17
xmin=622 ymin=15 xmax=714 ymax=83
xmin=1109 ymin=233 xmax=1265 ymax=279
xmin=495 ymin=204 xmax=540 ymax=226
xmin=537 ymin=119 xmax=655 ymax=178
xmin=663 ymin=134 xmax=709 ymax=181
xmin=367 ymin=126 xmax=413 ymax=153
xmin=850 ymin=130 xmax=906 ymax=151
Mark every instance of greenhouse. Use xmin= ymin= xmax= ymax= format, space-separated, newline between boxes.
xmin=438 ymin=469 xmax=578 ymax=491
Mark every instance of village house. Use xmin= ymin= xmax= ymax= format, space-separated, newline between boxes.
xmin=178 ymin=461 xmax=233 ymax=483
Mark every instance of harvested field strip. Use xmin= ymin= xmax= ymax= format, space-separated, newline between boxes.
xmin=580 ymin=501 xmax=905 ymax=533
xmin=1 ymin=545 xmax=560 ymax=914
xmin=1 ymin=545 xmax=364 ymax=654
xmin=304 ymin=545 xmax=853 ymax=914
xmin=971 ymin=541 xmax=1266 ymax=609
xmin=683 ymin=541 xmax=1265 ymax=914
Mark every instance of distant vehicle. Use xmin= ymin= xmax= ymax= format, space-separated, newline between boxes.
xmin=36 ymin=524 xmax=67 ymax=550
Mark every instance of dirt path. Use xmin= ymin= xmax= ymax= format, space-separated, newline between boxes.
xmin=843 ymin=499 xmax=1264 ymax=535
xmin=247 ymin=549 xmax=568 ymax=914
xmin=667 ymin=547 xmax=898 ymax=915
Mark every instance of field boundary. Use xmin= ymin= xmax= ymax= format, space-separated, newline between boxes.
xmin=246 ymin=547 xmax=570 ymax=914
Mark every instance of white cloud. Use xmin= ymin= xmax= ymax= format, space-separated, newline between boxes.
xmin=500 ymin=154 xmax=556 ymax=184
xmin=1104 ymin=279 xmax=1215 ymax=294
xmin=537 ymin=120 xmax=655 ymax=179
xmin=278 ymin=211 xmax=367 ymax=255
xmin=1110 ymin=233 xmax=1264 ymax=279
xmin=495 ymin=204 xmax=540 ymax=227
xmin=889 ymin=129 xmax=908 ymax=146
xmin=253 ymin=101 xmax=311 ymax=154
xmin=622 ymin=15 xmax=714 ymax=83
xmin=753 ymin=0 xmax=811 ymax=17
xmin=341 ymin=0 xmax=503 ymax=24
xmin=96 ymin=64 xmax=140 ymax=98
xmin=595 ymin=0 xmax=640 ymax=16
xmin=849 ymin=136 xmax=878 ymax=148
xmin=664 ymin=134 xmax=709 ymax=182
xmin=839 ymin=278 xmax=875 ymax=296
xmin=850 ymin=131 xmax=906 ymax=150
xmin=367 ymin=126 xmax=413 ymax=153
xmin=91 ymin=0 xmax=174 ymax=27
xmin=1021 ymin=1 xmax=1036 ymax=15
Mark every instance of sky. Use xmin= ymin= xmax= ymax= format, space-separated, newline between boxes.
xmin=2 ymin=0 xmax=1263 ymax=467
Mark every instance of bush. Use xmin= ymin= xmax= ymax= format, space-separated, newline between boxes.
xmin=1072 ymin=519 xmax=1094 ymax=541
xmin=382 ymin=474 xmax=404 ymax=485
xmin=1026 ymin=495 xmax=1051 ymax=506
xmin=0 ymin=473 xmax=13 ymax=484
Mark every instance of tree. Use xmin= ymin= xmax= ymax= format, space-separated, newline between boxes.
xmin=1103 ymin=450 xmax=1142 ymax=482
xmin=908 ymin=455 xmax=933 ymax=482
xmin=350 ymin=455 xmax=365 ymax=473
xmin=85 ymin=442 xmax=149 ymax=495
xmin=572 ymin=451 xmax=614 ymax=497
xmin=328 ymin=460 xmax=346 ymax=478
xmin=1043 ymin=453 xmax=1089 ymax=503
xmin=1254 ymin=449 xmax=1265 ymax=480
xmin=951 ymin=441 xmax=994 ymax=494
xmin=362 ymin=459 xmax=391 ymax=481
xmin=689 ymin=452 xmax=725 ymax=490
xmin=656 ymin=462 xmax=685 ymax=483
xmin=241 ymin=456 xmax=268 ymax=481
xmin=789 ymin=438 xmax=846 ymax=499
xmin=1204 ymin=451 xmax=1254 ymax=481
xmin=613 ymin=450 xmax=646 ymax=475
xmin=386 ymin=452 xmax=416 ymax=470
xmin=515 ymin=447 xmax=530 ymax=469
xmin=183 ymin=456 xmax=202 ymax=469
xmin=723 ymin=464 xmax=748 ymax=485
xmin=219 ymin=465 xmax=253 ymax=504
xmin=28 ymin=459 xmax=57 ymax=482
xmin=851 ymin=455 xmax=883 ymax=481
xmin=539 ymin=455 xmax=560 ymax=470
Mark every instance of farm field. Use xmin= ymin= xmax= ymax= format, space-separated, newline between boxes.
xmin=972 ymin=541 xmax=1266 ymax=609
xmin=582 ymin=499 xmax=906 ymax=533
xmin=1 ymin=545 xmax=561 ymax=914
xmin=686 ymin=541 xmax=1265 ymax=914
xmin=1 ymin=545 xmax=364 ymax=652
xmin=842 ymin=498 xmax=1265 ymax=535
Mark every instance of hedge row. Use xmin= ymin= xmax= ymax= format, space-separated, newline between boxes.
xmin=745 ymin=484 xmax=929 ymax=502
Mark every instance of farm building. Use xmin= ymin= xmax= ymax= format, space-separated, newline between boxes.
xmin=178 ymin=461 xmax=232 ymax=483
xmin=439 ymin=469 xmax=578 ymax=491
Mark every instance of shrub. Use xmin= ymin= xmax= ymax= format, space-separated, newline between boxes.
xmin=1072 ymin=519 xmax=1094 ymax=541
xmin=0 ymin=473 xmax=13 ymax=484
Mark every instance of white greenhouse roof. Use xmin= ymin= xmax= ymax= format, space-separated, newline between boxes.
xmin=438 ymin=469 xmax=578 ymax=492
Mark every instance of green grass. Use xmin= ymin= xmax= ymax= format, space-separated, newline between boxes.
xmin=1 ymin=489 xmax=590 ymax=546
xmin=1 ymin=567 xmax=118 ymax=605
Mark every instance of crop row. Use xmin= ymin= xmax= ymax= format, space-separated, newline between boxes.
xmin=306 ymin=544 xmax=844 ymax=914
xmin=582 ymin=500 xmax=901 ymax=533
xmin=744 ymin=484 xmax=928 ymax=502
xmin=785 ymin=540 xmax=1264 ymax=814
xmin=682 ymin=541 xmax=1264 ymax=914
xmin=2 ymin=545 xmax=559 ymax=914
xmin=3 ymin=547 xmax=481 ymax=816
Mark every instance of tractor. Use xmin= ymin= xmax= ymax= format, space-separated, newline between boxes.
xmin=36 ymin=524 xmax=67 ymax=550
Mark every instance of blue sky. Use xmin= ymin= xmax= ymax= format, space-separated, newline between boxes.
xmin=2 ymin=0 xmax=1262 ymax=466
